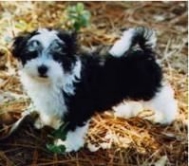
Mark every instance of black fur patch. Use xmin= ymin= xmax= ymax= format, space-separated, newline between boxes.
xmin=63 ymin=50 xmax=162 ymax=131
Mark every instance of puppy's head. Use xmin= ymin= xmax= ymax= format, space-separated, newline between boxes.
xmin=12 ymin=28 xmax=77 ymax=82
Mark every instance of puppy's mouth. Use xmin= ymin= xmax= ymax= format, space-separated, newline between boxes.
xmin=35 ymin=76 xmax=50 ymax=82
xmin=30 ymin=74 xmax=49 ymax=82
xmin=37 ymin=74 xmax=49 ymax=81
xmin=39 ymin=74 xmax=48 ymax=78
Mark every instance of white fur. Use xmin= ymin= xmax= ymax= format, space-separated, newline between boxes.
xmin=109 ymin=27 xmax=157 ymax=57
xmin=29 ymin=28 xmax=60 ymax=49
xmin=20 ymin=60 xmax=82 ymax=129
xmin=20 ymin=57 xmax=65 ymax=82
xmin=20 ymin=70 xmax=66 ymax=129
xmin=20 ymin=56 xmax=82 ymax=129
xmin=142 ymin=27 xmax=157 ymax=49
xmin=63 ymin=58 xmax=82 ymax=95
xmin=113 ymin=101 xmax=144 ymax=119
xmin=20 ymin=58 xmax=81 ymax=129
xmin=109 ymin=28 xmax=135 ymax=57
xmin=144 ymin=83 xmax=178 ymax=124
xmin=113 ymin=83 xmax=178 ymax=124
xmin=54 ymin=122 xmax=89 ymax=152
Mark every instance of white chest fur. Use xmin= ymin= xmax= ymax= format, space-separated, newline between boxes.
xmin=20 ymin=72 xmax=67 ymax=128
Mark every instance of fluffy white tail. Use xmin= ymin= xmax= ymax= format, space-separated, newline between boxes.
xmin=109 ymin=27 xmax=157 ymax=57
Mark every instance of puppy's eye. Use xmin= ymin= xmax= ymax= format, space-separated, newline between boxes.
xmin=50 ymin=39 xmax=64 ymax=52
xmin=27 ymin=40 xmax=40 ymax=52
xmin=52 ymin=52 xmax=64 ymax=61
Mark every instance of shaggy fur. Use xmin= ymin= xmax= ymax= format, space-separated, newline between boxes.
xmin=12 ymin=27 xmax=177 ymax=152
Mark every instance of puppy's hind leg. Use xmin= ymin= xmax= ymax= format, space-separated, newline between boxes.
xmin=113 ymin=101 xmax=144 ymax=119
xmin=143 ymin=83 xmax=178 ymax=125
xmin=113 ymin=83 xmax=178 ymax=125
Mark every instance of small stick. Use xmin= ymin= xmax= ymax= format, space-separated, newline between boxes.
xmin=0 ymin=110 xmax=38 ymax=141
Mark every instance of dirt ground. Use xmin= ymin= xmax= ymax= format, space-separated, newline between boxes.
xmin=0 ymin=2 xmax=188 ymax=166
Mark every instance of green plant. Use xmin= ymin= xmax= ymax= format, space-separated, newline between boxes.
xmin=66 ymin=3 xmax=91 ymax=31
xmin=46 ymin=144 xmax=66 ymax=154
xmin=46 ymin=122 xmax=68 ymax=154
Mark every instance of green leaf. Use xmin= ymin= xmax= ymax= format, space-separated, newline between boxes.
xmin=65 ymin=2 xmax=91 ymax=31
xmin=76 ymin=3 xmax=84 ymax=12
xmin=83 ymin=11 xmax=91 ymax=21
xmin=50 ymin=122 xmax=69 ymax=140
xmin=46 ymin=144 xmax=66 ymax=154
xmin=46 ymin=122 xmax=69 ymax=153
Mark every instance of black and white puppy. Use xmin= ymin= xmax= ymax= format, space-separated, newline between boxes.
xmin=12 ymin=27 xmax=177 ymax=152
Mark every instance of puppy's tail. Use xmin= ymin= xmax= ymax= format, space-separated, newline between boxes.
xmin=109 ymin=27 xmax=157 ymax=57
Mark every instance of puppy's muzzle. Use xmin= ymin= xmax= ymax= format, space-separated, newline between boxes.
xmin=38 ymin=65 xmax=48 ymax=77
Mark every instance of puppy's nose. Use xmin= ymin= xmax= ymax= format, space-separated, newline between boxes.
xmin=38 ymin=65 xmax=48 ymax=77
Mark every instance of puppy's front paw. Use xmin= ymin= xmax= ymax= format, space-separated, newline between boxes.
xmin=54 ymin=138 xmax=84 ymax=152
xmin=34 ymin=118 xmax=44 ymax=129
xmin=50 ymin=124 xmax=89 ymax=153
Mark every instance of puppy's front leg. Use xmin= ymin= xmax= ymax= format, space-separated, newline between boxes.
xmin=54 ymin=122 xmax=89 ymax=152
xmin=34 ymin=113 xmax=63 ymax=130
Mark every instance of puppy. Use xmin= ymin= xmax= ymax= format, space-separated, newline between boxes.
xmin=12 ymin=27 xmax=177 ymax=152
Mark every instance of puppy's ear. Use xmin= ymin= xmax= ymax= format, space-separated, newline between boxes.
xmin=56 ymin=30 xmax=77 ymax=56
xmin=12 ymin=35 xmax=27 ymax=59
xmin=12 ymin=30 xmax=38 ymax=59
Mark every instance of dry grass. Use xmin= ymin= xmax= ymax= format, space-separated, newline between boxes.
xmin=0 ymin=2 xmax=187 ymax=166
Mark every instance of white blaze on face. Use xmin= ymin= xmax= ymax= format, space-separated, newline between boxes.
xmin=21 ymin=28 xmax=64 ymax=82
xmin=29 ymin=28 xmax=59 ymax=49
